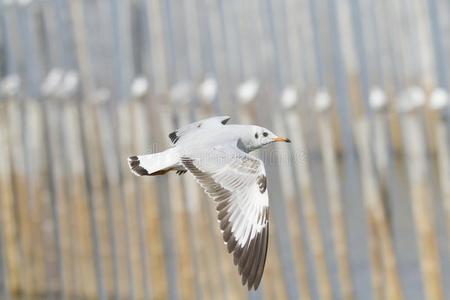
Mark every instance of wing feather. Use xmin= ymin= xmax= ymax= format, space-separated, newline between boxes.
xmin=181 ymin=145 xmax=269 ymax=290
xmin=169 ymin=116 xmax=230 ymax=144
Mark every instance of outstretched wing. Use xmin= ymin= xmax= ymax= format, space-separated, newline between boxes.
xmin=181 ymin=144 xmax=269 ymax=290
xmin=169 ymin=115 xmax=230 ymax=144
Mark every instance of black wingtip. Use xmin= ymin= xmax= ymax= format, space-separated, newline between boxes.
xmin=169 ymin=131 xmax=179 ymax=144
xmin=176 ymin=170 xmax=187 ymax=175
xmin=128 ymin=156 xmax=150 ymax=176
xmin=221 ymin=116 xmax=231 ymax=124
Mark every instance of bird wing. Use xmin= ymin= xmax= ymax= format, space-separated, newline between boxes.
xmin=181 ymin=143 xmax=269 ymax=290
xmin=169 ymin=115 xmax=230 ymax=144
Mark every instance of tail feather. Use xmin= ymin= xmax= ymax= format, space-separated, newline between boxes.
xmin=128 ymin=156 xmax=151 ymax=176
xmin=128 ymin=149 xmax=179 ymax=176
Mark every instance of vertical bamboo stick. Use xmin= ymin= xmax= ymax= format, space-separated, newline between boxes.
xmin=146 ymin=93 xmax=180 ymax=300
xmin=354 ymin=117 xmax=382 ymax=300
xmin=278 ymin=91 xmax=334 ymax=300
xmin=69 ymin=0 xmax=108 ymax=296
xmin=4 ymin=96 xmax=37 ymax=298
xmin=98 ymin=95 xmax=128 ymax=300
xmin=398 ymin=88 xmax=444 ymax=300
xmin=23 ymin=98 xmax=50 ymax=297
xmin=9 ymin=93 xmax=39 ymax=299
xmin=426 ymin=0 xmax=448 ymax=88
xmin=116 ymin=101 xmax=141 ymax=300
xmin=276 ymin=88 xmax=313 ymax=300
xmin=22 ymin=100 xmax=48 ymax=298
xmin=369 ymin=88 xmax=391 ymax=226
xmin=58 ymin=94 xmax=85 ymax=299
xmin=61 ymin=72 xmax=92 ymax=299
xmin=75 ymin=98 xmax=107 ymax=300
xmin=90 ymin=95 xmax=124 ymax=300
xmin=429 ymin=88 xmax=450 ymax=252
xmin=61 ymin=96 xmax=91 ymax=299
xmin=0 ymin=86 xmax=12 ymax=300
xmin=0 ymin=207 xmax=9 ymax=300
xmin=41 ymin=71 xmax=67 ymax=300
xmin=139 ymin=98 xmax=170 ymax=300
xmin=315 ymin=91 xmax=354 ymax=300
xmin=1 ymin=100 xmax=23 ymax=296
xmin=355 ymin=117 xmax=404 ymax=300
xmin=84 ymin=97 xmax=110 ymax=299
xmin=368 ymin=88 xmax=404 ymax=299
xmin=100 ymin=93 xmax=136 ymax=299
xmin=130 ymin=78 xmax=153 ymax=300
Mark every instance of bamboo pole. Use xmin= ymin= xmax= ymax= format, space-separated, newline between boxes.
xmin=0 ymin=84 xmax=11 ymax=300
xmin=398 ymin=88 xmax=444 ymax=300
xmin=58 ymin=88 xmax=88 ymax=299
xmin=275 ymin=87 xmax=314 ymax=300
xmin=130 ymin=78 xmax=154 ymax=300
xmin=426 ymin=0 xmax=449 ymax=89
xmin=368 ymin=88 xmax=405 ymax=299
xmin=315 ymin=91 xmax=354 ymax=300
xmin=138 ymin=96 xmax=170 ymax=300
xmin=0 ymin=131 xmax=9 ymax=299
xmin=102 ymin=96 xmax=134 ymax=300
xmin=117 ymin=100 xmax=141 ymax=300
xmin=0 ymin=203 xmax=10 ymax=300
xmin=22 ymin=98 xmax=50 ymax=297
xmin=277 ymin=89 xmax=335 ymax=300
xmin=145 ymin=0 xmax=182 ymax=297
xmin=8 ymin=91 xmax=40 ymax=300
xmin=75 ymin=98 xmax=107 ymax=300
xmin=369 ymin=89 xmax=392 ymax=226
xmin=90 ymin=94 xmax=123 ymax=300
xmin=4 ymin=96 xmax=37 ymax=299
xmin=355 ymin=117 xmax=404 ymax=300
xmin=146 ymin=93 xmax=180 ymax=300
xmin=60 ymin=94 xmax=92 ymax=299
xmin=354 ymin=117 xmax=382 ymax=300
xmin=57 ymin=95 xmax=82 ymax=296
xmin=2 ymin=96 xmax=29 ymax=297
xmin=19 ymin=98 xmax=45 ymax=299
xmin=41 ymin=71 xmax=67 ymax=300
xmin=429 ymin=88 xmax=450 ymax=252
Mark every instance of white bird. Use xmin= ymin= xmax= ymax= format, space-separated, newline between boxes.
xmin=128 ymin=116 xmax=291 ymax=290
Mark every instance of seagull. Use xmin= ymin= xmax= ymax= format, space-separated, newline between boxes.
xmin=128 ymin=116 xmax=291 ymax=290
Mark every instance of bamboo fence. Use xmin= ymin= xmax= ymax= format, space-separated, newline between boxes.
xmin=1 ymin=0 xmax=450 ymax=299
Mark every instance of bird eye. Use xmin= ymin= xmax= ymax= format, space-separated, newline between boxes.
xmin=255 ymin=133 xmax=259 ymax=139
xmin=263 ymin=132 xmax=268 ymax=137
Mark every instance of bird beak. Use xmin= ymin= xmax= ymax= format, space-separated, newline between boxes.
xmin=272 ymin=137 xmax=291 ymax=143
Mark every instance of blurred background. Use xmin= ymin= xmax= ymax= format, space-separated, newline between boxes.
xmin=1 ymin=0 xmax=450 ymax=299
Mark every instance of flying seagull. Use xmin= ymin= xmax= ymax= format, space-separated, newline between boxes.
xmin=128 ymin=116 xmax=291 ymax=290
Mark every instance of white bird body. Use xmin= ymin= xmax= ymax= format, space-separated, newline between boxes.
xmin=128 ymin=116 xmax=290 ymax=290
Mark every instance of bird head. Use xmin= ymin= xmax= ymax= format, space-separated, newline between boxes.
xmin=242 ymin=125 xmax=291 ymax=151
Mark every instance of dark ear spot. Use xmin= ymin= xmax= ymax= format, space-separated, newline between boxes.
xmin=263 ymin=132 xmax=268 ymax=137
xmin=257 ymin=175 xmax=267 ymax=193
xmin=255 ymin=133 xmax=259 ymax=139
